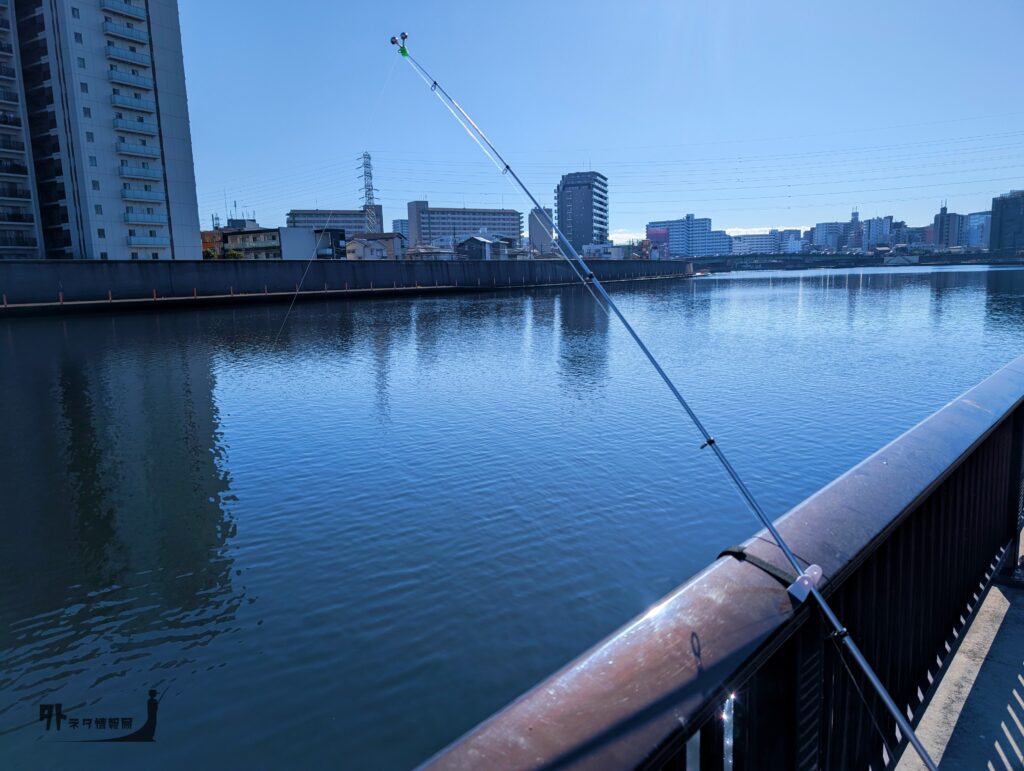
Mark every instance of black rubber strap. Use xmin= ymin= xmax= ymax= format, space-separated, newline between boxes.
xmin=719 ymin=545 xmax=799 ymax=588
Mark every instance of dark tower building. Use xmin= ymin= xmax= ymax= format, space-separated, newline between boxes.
xmin=554 ymin=171 xmax=608 ymax=252
xmin=990 ymin=190 xmax=1024 ymax=255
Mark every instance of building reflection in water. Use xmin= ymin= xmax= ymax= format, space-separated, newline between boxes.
xmin=0 ymin=312 xmax=239 ymax=714
xmin=556 ymin=285 xmax=610 ymax=397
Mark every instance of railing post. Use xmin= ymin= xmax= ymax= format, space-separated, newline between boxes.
xmin=1001 ymin=406 xmax=1024 ymax=577
xmin=793 ymin=613 xmax=825 ymax=771
xmin=699 ymin=715 xmax=724 ymax=771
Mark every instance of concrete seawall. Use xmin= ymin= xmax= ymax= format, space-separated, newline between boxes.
xmin=0 ymin=259 xmax=693 ymax=315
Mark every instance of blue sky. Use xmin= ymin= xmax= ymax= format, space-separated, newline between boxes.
xmin=181 ymin=0 xmax=1023 ymax=241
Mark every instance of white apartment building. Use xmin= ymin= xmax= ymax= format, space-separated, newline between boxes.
xmin=646 ymin=215 xmax=732 ymax=257
xmin=10 ymin=0 xmax=201 ymax=260
xmin=286 ymin=206 xmax=383 ymax=235
xmin=407 ymin=200 xmax=522 ymax=246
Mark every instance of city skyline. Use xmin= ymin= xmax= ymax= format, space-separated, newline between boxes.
xmin=180 ymin=0 xmax=1022 ymax=242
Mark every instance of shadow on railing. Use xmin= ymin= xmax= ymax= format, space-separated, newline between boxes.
xmin=424 ymin=356 xmax=1024 ymax=770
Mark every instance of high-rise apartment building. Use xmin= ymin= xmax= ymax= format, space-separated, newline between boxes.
xmin=646 ymin=214 xmax=731 ymax=257
xmin=813 ymin=221 xmax=844 ymax=251
xmin=391 ymin=218 xmax=408 ymax=240
xmin=933 ymin=204 xmax=967 ymax=249
xmin=965 ymin=211 xmax=991 ymax=250
xmin=862 ymin=216 xmax=893 ymax=250
xmin=0 ymin=0 xmax=37 ymax=259
xmin=555 ymin=171 xmax=608 ymax=252
xmin=990 ymin=191 xmax=1024 ymax=255
xmin=406 ymin=200 xmax=522 ymax=246
xmin=286 ymin=206 xmax=383 ymax=235
xmin=10 ymin=0 xmax=201 ymax=260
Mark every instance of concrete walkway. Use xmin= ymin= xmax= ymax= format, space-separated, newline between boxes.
xmin=897 ymin=582 xmax=1024 ymax=770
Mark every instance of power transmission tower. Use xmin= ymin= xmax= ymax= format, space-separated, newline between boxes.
xmin=358 ymin=152 xmax=379 ymax=232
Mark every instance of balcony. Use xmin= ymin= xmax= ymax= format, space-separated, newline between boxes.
xmin=0 ymin=18 xmax=10 ymax=31
xmin=121 ymin=188 xmax=163 ymax=202
xmin=0 ymin=88 xmax=17 ymax=105
xmin=0 ymin=160 xmax=27 ymax=175
xmin=0 ymin=236 xmax=37 ymax=248
xmin=111 ymin=93 xmax=156 ymax=113
xmin=103 ymin=20 xmax=148 ymax=44
xmin=108 ymin=69 xmax=153 ymax=90
xmin=0 ymin=65 xmax=15 ymax=80
xmin=0 ymin=137 xmax=24 ymax=152
xmin=124 ymin=212 xmax=167 ymax=225
xmin=0 ymin=43 xmax=11 ymax=56
xmin=228 ymin=240 xmax=279 ymax=250
xmin=119 ymin=164 xmax=161 ymax=180
xmin=0 ymin=185 xmax=31 ymax=199
xmin=113 ymin=117 xmax=158 ymax=135
xmin=100 ymin=0 xmax=147 ymax=21
xmin=115 ymin=140 xmax=160 ymax=157
xmin=105 ymin=44 xmax=151 ymax=67
xmin=127 ymin=236 xmax=169 ymax=247
xmin=0 ymin=211 xmax=33 ymax=224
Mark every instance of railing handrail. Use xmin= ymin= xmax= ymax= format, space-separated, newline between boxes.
xmin=423 ymin=355 xmax=1024 ymax=770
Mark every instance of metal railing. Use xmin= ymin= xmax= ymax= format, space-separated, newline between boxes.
xmin=102 ymin=20 xmax=148 ymax=44
xmin=108 ymin=69 xmax=153 ymax=89
xmin=118 ymin=164 xmax=161 ymax=180
xmin=115 ymin=141 xmax=160 ymax=158
xmin=100 ymin=0 xmax=147 ymax=21
xmin=113 ymin=117 xmax=158 ymax=135
xmin=111 ymin=93 xmax=156 ymax=113
xmin=424 ymin=356 xmax=1024 ymax=770
xmin=105 ymin=44 xmax=151 ymax=66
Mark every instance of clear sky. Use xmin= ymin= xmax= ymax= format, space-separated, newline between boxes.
xmin=181 ymin=0 xmax=1023 ymax=241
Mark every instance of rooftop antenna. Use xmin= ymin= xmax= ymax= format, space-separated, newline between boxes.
xmin=391 ymin=31 xmax=937 ymax=771
xmin=359 ymin=151 xmax=379 ymax=232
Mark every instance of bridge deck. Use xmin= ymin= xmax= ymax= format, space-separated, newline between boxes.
xmin=898 ymin=571 xmax=1024 ymax=769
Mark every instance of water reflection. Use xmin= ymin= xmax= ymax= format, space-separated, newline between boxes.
xmin=0 ymin=313 xmax=238 ymax=719
xmin=2 ymin=267 xmax=1024 ymax=769
xmin=557 ymin=286 xmax=611 ymax=396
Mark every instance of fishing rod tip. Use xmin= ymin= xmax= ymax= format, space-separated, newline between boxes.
xmin=390 ymin=32 xmax=409 ymax=56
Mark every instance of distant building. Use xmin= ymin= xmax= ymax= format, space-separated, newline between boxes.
xmin=778 ymin=229 xmax=804 ymax=254
xmin=990 ymin=190 xmax=1024 ymax=254
xmin=346 ymin=233 xmax=406 ymax=260
xmin=286 ymin=206 xmax=382 ymax=235
xmin=965 ymin=211 xmax=991 ymax=249
xmin=407 ymin=200 xmax=522 ymax=246
xmin=843 ymin=210 xmax=863 ymax=251
xmin=392 ymin=219 xmax=409 ymax=240
xmin=582 ymin=243 xmax=633 ymax=260
xmin=222 ymin=227 xmax=345 ymax=260
xmin=862 ymin=216 xmax=893 ymax=250
xmin=933 ymin=204 xmax=967 ymax=249
xmin=202 ymin=218 xmax=263 ymax=258
xmin=456 ymin=235 xmax=504 ymax=261
xmin=813 ymin=222 xmax=844 ymax=251
xmin=904 ymin=225 xmax=934 ymax=246
xmin=555 ymin=172 xmax=609 ymax=252
xmin=406 ymin=244 xmax=455 ymax=261
xmin=889 ymin=221 xmax=909 ymax=245
xmin=528 ymin=207 xmax=555 ymax=254
xmin=731 ymin=231 xmax=780 ymax=255
xmin=645 ymin=214 xmax=731 ymax=257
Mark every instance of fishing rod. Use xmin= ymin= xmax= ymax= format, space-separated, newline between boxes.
xmin=390 ymin=33 xmax=937 ymax=769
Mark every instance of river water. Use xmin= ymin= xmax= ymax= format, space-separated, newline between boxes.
xmin=2 ymin=265 xmax=1023 ymax=768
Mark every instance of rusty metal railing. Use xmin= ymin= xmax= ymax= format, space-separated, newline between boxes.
xmin=423 ymin=356 xmax=1024 ymax=770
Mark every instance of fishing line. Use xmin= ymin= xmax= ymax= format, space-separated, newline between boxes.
xmin=272 ymin=210 xmax=338 ymax=348
xmin=392 ymin=33 xmax=936 ymax=769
